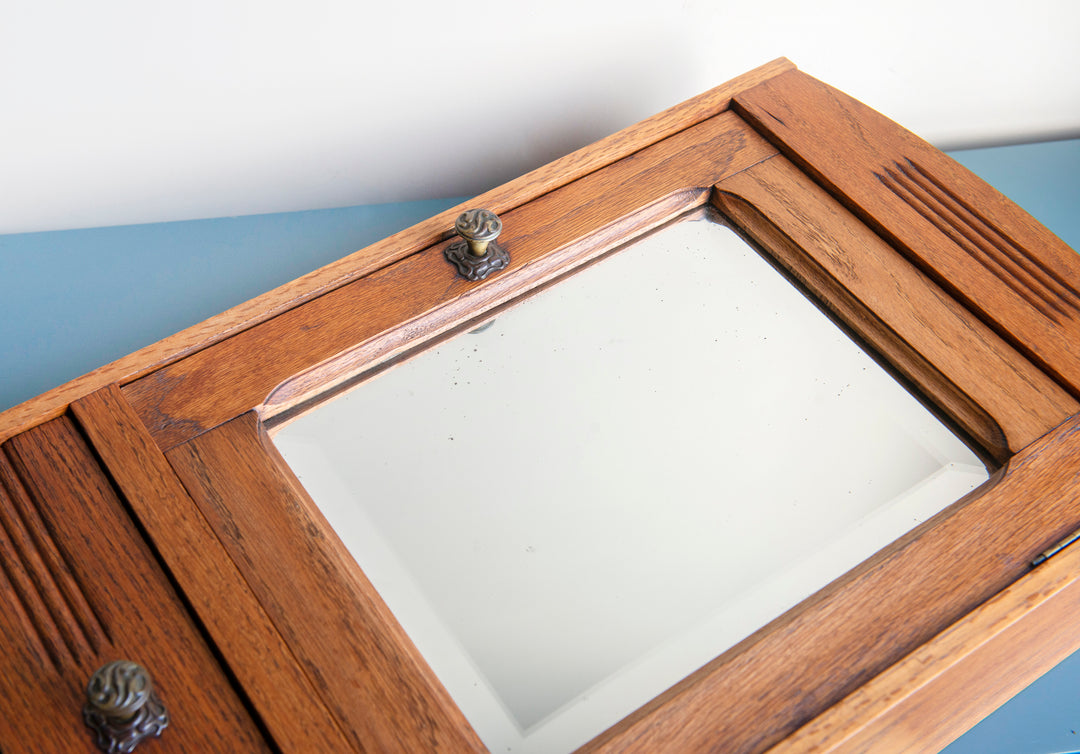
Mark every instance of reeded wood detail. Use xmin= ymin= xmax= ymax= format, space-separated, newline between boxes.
xmin=877 ymin=157 xmax=1080 ymax=324
xmin=733 ymin=68 xmax=1080 ymax=393
xmin=0 ymin=449 xmax=109 ymax=670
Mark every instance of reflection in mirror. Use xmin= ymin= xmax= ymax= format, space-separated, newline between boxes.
xmin=273 ymin=216 xmax=989 ymax=753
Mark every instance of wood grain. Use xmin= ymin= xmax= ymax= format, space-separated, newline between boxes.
xmin=714 ymin=155 xmax=1078 ymax=459
xmin=124 ymin=112 xmax=779 ymax=449
xmin=70 ymin=383 xmax=356 ymax=754
xmin=578 ymin=414 xmax=1080 ymax=753
xmin=0 ymin=58 xmax=796 ymax=446
xmin=0 ymin=452 xmax=108 ymax=672
xmin=877 ymin=158 xmax=1080 ymax=323
xmin=4 ymin=61 xmax=1080 ymax=754
xmin=0 ymin=416 xmax=270 ymax=753
xmin=167 ymin=412 xmax=487 ymax=754
xmin=768 ymin=508 xmax=1080 ymax=753
xmin=732 ymin=69 xmax=1080 ymax=395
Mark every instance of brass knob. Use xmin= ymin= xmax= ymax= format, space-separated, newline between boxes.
xmin=83 ymin=660 xmax=169 ymax=753
xmin=444 ymin=208 xmax=510 ymax=281
xmin=455 ymin=208 xmax=503 ymax=257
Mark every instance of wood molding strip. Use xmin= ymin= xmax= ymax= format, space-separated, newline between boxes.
xmin=166 ymin=412 xmax=487 ymax=753
xmin=70 ymin=383 xmax=354 ymax=754
xmin=731 ymin=69 xmax=1080 ymax=395
xmin=0 ymin=58 xmax=796 ymax=445
xmin=714 ymin=156 xmax=1079 ymax=457
xmin=124 ymin=112 xmax=779 ymax=449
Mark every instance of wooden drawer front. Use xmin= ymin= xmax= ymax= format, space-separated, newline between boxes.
xmin=0 ymin=415 xmax=270 ymax=753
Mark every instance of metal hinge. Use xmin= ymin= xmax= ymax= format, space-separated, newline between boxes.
xmin=1032 ymin=526 xmax=1080 ymax=567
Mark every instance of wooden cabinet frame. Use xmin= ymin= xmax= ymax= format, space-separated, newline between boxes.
xmin=5 ymin=59 xmax=1080 ymax=752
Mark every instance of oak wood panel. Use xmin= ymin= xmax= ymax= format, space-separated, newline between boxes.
xmin=0 ymin=416 xmax=270 ymax=753
xmin=769 ymin=494 xmax=1080 ymax=753
xmin=125 ymin=112 xmax=779 ymax=449
xmin=714 ymin=156 xmax=1078 ymax=459
xmin=166 ymin=411 xmax=486 ymax=754
xmin=0 ymin=59 xmax=795 ymax=446
xmin=0 ymin=453 xmax=108 ymax=671
xmin=69 ymin=383 xmax=355 ymax=754
xmin=578 ymin=413 xmax=1080 ymax=754
xmin=0 ymin=456 xmax=106 ymax=752
xmin=731 ymin=69 xmax=1080 ymax=395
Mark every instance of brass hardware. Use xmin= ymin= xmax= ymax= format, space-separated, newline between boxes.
xmin=83 ymin=660 xmax=169 ymax=753
xmin=456 ymin=208 xmax=502 ymax=256
xmin=444 ymin=208 xmax=510 ymax=281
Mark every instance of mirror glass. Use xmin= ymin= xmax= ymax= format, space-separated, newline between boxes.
xmin=273 ymin=216 xmax=989 ymax=753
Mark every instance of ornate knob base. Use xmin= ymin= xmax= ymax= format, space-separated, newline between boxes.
xmin=444 ymin=239 xmax=510 ymax=281
xmin=84 ymin=695 xmax=169 ymax=754
xmin=445 ymin=209 xmax=510 ymax=281
xmin=83 ymin=660 xmax=169 ymax=753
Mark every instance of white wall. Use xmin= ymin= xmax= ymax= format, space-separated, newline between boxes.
xmin=3 ymin=0 xmax=1078 ymax=234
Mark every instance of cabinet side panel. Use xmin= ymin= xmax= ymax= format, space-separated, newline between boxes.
xmin=0 ymin=416 xmax=271 ymax=754
xmin=732 ymin=69 xmax=1080 ymax=396
xmin=70 ymin=383 xmax=356 ymax=754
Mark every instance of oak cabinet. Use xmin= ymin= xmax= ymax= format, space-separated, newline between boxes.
xmin=3 ymin=59 xmax=1080 ymax=753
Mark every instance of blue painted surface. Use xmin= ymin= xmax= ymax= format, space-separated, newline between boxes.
xmin=0 ymin=140 xmax=1078 ymax=750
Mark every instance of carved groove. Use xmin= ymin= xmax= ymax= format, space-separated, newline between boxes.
xmin=0 ymin=448 xmax=110 ymax=669
xmin=907 ymin=159 xmax=1080 ymax=304
xmin=878 ymin=164 xmax=1060 ymax=321
xmin=877 ymin=158 xmax=1080 ymax=324
xmin=0 ymin=485 xmax=61 ymax=668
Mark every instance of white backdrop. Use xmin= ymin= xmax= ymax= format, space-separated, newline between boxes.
xmin=3 ymin=0 xmax=1078 ymax=234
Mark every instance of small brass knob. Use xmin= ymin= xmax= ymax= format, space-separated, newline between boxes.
xmin=455 ymin=208 xmax=503 ymax=257
xmin=84 ymin=660 xmax=169 ymax=753
xmin=444 ymin=208 xmax=510 ymax=281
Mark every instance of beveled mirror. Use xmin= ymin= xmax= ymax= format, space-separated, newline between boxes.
xmin=274 ymin=213 xmax=989 ymax=753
